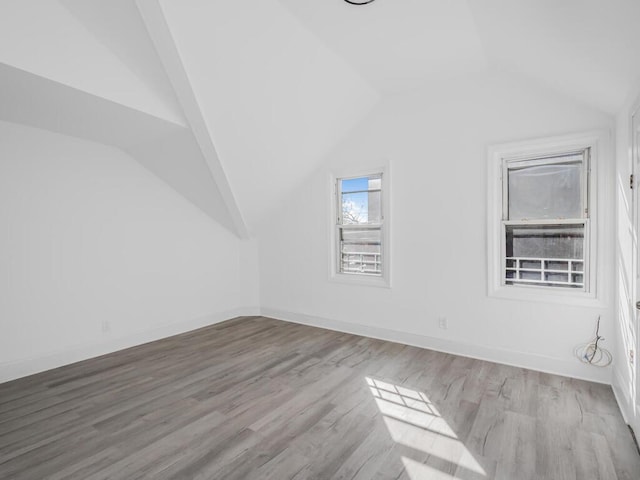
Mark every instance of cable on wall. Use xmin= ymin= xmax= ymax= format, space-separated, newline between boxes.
xmin=574 ymin=316 xmax=612 ymax=367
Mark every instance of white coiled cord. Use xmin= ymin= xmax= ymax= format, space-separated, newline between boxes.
xmin=574 ymin=316 xmax=612 ymax=367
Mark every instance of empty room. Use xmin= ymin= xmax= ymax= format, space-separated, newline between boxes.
xmin=2 ymin=0 xmax=640 ymax=478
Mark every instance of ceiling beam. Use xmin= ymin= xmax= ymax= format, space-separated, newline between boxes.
xmin=136 ymin=0 xmax=249 ymax=239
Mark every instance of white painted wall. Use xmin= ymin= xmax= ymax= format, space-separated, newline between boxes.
xmin=124 ymin=128 xmax=236 ymax=234
xmin=0 ymin=121 xmax=258 ymax=383
xmin=259 ymin=72 xmax=615 ymax=383
xmin=612 ymin=90 xmax=640 ymax=430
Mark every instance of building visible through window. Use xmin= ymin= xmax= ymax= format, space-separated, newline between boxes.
xmin=337 ymin=174 xmax=383 ymax=276
xmin=503 ymin=151 xmax=589 ymax=290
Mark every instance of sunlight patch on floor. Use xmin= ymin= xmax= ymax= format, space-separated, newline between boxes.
xmin=366 ymin=377 xmax=486 ymax=479
xmin=402 ymin=456 xmax=458 ymax=480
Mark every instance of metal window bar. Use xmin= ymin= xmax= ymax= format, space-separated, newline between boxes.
xmin=341 ymin=251 xmax=382 ymax=275
xmin=505 ymin=256 xmax=584 ymax=287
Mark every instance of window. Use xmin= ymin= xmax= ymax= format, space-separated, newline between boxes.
xmin=487 ymin=132 xmax=605 ymax=305
xmin=331 ymin=169 xmax=390 ymax=286
xmin=503 ymin=151 xmax=589 ymax=290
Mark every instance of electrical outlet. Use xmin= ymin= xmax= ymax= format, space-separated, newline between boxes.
xmin=438 ymin=316 xmax=448 ymax=330
xmin=101 ymin=320 xmax=111 ymax=333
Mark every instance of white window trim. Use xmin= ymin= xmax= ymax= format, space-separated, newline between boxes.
xmin=329 ymin=165 xmax=391 ymax=288
xmin=487 ymin=131 xmax=609 ymax=307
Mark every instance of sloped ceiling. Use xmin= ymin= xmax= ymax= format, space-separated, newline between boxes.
xmin=0 ymin=0 xmax=238 ymax=233
xmin=59 ymin=0 xmax=184 ymax=123
xmin=0 ymin=63 xmax=180 ymax=150
xmin=277 ymin=0 xmax=640 ymax=114
xmin=278 ymin=0 xmax=488 ymax=93
xmin=0 ymin=0 xmax=184 ymax=126
xmin=468 ymin=0 xmax=640 ymax=116
xmin=1 ymin=0 xmax=639 ymax=237
xmin=157 ymin=0 xmax=380 ymax=232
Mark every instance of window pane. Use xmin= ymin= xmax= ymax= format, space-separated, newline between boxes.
xmin=546 ymin=260 xmax=568 ymax=271
xmin=341 ymin=191 xmax=381 ymax=224
xmin=520 ymin=271 xmax=541 ymax=281
xmin=340 ymin=228 xmax=382 ymax=275
xmin=341 ymin=177 xmax=367 ymax=193
xmin=520 ymin=259 xmax=541 ymax=269
xmin=508 ymin=160 xmax=583 ymax=220
xmin=340 ymin=175 xmax=381 ymax=193
xmin=505 ymin=224 xmax=584 ymax=288
xmin=368 ymin=177 xmax=382 ymax=190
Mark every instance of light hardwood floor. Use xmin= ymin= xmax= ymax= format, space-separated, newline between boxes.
xmin=0 ymin=316 xmax=638 ymax=479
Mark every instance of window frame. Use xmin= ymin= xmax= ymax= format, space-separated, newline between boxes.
xmin=502 ymin=151 xmax=590 ymax=292
xmin=487 ymin=132 xmax=606 ymax=306
xmin=329 ymin=166 xmax=391 ymax=288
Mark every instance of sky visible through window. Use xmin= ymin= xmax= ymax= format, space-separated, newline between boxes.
xmin=341 ymin=177 xmax=370 ymax=224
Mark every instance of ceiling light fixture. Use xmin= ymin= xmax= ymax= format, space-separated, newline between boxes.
xmin=344 ymin=0 xmax=376 ymax=5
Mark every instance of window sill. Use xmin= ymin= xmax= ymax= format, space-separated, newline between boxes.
xmin=329 ymin=272 xmax=391 ymax=289
xmin=488 ymin=283 xmax=604 ymax=307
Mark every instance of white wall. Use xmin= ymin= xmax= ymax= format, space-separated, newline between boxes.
xmin=0 ymin=121 xmax=258 ymax=383
xmin=613 ymin=91 xmax=639 ymax=429
xmin=259 ymin=72 xmax=615 ymax=383
xmin=0 ymin=73 xmax=620 ymax=386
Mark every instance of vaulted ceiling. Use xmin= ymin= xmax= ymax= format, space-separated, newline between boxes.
xmin=1 ymin=0 xmax=639 ymax=237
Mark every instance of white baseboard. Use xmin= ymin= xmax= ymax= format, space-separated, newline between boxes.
xmin=260 ymin=307 xmax=612 ymax=385
xmin=2 ymin=306 xmax=614 ymax=387
xmin=0 ymin=306 xmax=260 ymax=384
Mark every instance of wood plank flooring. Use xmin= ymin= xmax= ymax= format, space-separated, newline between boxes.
xmin=0 ymin=316 xmax=638 ymax=479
